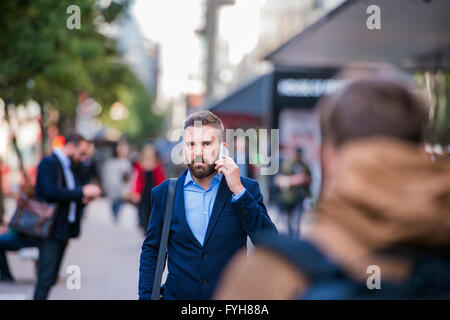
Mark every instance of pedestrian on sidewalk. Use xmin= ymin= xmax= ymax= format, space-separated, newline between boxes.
xmin=129 ymin=144 xmax=166 ymax=234
xmin=139 ymin=111 xmax=277 ymax=300
xmin=101 ymin=141 xmax=132 ymax=223
xmin=0 ymin=133 xmax=102 ymax=299
xmin=275 ymin=147 xmax=311 ymax=238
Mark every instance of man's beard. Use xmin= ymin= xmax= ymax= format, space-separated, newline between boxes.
xmin=69 ymin=155 xmax=80 ymax=166
xmin=187 ymin=160 xmax=217 ymax=180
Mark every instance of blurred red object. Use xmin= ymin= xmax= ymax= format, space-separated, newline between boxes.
xmin=0 ymin=162 xmax=9 ymax=195
xmin=131 ymin=162 xmax=166 ymax=196
xmin=52 ymin=135 xmax=65 ymax=149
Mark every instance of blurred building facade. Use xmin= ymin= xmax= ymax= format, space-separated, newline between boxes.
xmin=204 ymin=0 xmax=345 ymax=103
xmin=81 ymin=7 xmax=160 ymax=142
xmin=130 ymin=0 xmax=344 ymax=137
xmin=113 ymin=11 xmax=160 ymax=99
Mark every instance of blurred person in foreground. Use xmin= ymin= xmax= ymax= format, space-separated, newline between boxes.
xmin=101 ymin=142 xmax=132 ymax=223
xmin=129 ymin=144 xmax=166 ymax=234
xmin=139 ymin=111 xmax=277 ymax=300
xmin=214 ymin=67 xmax=450 ymax=299
xmin=0 ymin=133 xmax=102 ymax=299
xmin=275 ymin=147 xmax=311 ymax=238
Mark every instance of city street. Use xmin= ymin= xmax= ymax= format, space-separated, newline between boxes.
xmin=0 ymin=0 xmax=448 ymax=305
xmin=0 ymin=197 xmax=297 ymax=300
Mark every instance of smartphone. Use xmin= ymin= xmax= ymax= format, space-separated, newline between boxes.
xmin=219 ymin=143 xmax=229 ymax=159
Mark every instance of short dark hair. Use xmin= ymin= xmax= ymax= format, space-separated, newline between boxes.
xmin=184 ymin=111 xmax=225 ymax=137
xmin=319 ymin=74 xmax=428 ymax=148
xmin=65 ymin=132 xmax=88 ymax=147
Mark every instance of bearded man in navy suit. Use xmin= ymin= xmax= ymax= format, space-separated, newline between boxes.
xmin=139 ymin=111 xmax=277 ymax=300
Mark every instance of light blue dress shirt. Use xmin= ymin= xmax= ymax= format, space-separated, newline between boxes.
xmin=184 ymin=170 xmax=245 ymax=246
xmin=53 ymin=148 xmax=77 ymax=223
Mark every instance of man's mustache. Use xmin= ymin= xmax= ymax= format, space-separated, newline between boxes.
xmin=191 ymin=156 xmax=216 ymax=164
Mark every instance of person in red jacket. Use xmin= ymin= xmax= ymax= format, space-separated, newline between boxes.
xmin=129 ymin=144 xmax=166 ymax=234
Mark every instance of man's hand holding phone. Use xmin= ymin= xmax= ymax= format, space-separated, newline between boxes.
xmin=215 ymin=144 xmax=244 ymax=196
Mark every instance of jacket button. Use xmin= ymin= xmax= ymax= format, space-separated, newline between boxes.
xmin=201 ymin=253 xmax=207 ymax=259
xmin=201 ymin=280 xmax=207 ymax=286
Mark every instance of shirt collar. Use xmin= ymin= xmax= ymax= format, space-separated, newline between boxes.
xmin=184 ymin=170 xmax=193 ymax=186
xmin=53 ymin=147 xmax=71 ymax=168
xmin=184 ymin=169 xmax=222 ymax=187
xmin=211 ymin=171 xmax=222 ymax=185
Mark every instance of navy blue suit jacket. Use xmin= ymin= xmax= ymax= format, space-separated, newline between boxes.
xmin=139 ymin=169 xmax=278 ymax=300
xmin=34 ymin=153 xmax=85 ymax=241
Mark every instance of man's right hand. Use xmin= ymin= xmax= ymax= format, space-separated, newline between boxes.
xmin=82 ymin=184 xmax=102 ymax=202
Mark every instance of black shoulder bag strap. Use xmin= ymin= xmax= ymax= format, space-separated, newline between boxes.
xmin=151 ymin=178 xmax=177 ymax=300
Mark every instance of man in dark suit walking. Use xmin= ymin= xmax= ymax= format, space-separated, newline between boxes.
xmin=33 ymin=133 xmax=101 ymax=299
xmin=139 ymin=111 xmax=277 ymax=300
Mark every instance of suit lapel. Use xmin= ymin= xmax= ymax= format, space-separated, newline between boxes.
xmin=174 ymin=169 xmax=203 ymax=249
xmin=203 ymin=176 xmax=232 ymax=247
xmin=52 ymin=153 xmax=67 ymax=188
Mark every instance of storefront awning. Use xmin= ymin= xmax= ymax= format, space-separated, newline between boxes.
xmin=206 ymin=73 xmax=273 ymax=117
xmin=266 ymin=0 xmax=450 ymax=70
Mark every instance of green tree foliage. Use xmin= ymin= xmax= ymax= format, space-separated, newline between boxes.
xmin=101 ymin=67 xmax=163 ymax=146
xmin=0 ymin=0 xmax=162 ymax=221
xmin=0 ymin=0 xmax=161 ymax=133
xmin=1 ymin=0 xmax=97 ymax=109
